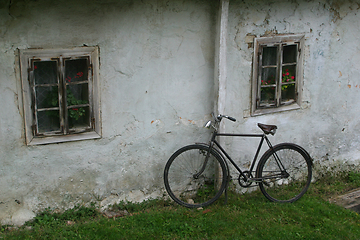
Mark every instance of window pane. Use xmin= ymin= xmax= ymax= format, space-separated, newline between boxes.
xmin=35 ymin=86 xmax=59 ymax=109
xmin=37 ymin=110 xmax=60 ymax=133
xmin=281 ymin=65 xmax=296 ymax=84
xmin=281 ymin=83 xmax=296 ymax=103
xmin=67 ymin=83 xmax=90 ymax=130
xmin=33 ymin=60 xmax=60 ymax=134
xmin=260 ymin=87 xmax=276 ymax=106
xmin=262 ymin=46 xmax=277 ymax=66
xmin=67 ymin=83 xmax=89 ymax=106
xmin=68 ymin=106 xmax=90 ymax=130
xmin=34 ymin=61 xmax=58 ymax=85
xmin=283 ymin=45 xmax=297 ymax=63
xmin=65 ymin=58 xmax=88 ymax=83
xmin=261 ymin=67 xmax=277 ymax=86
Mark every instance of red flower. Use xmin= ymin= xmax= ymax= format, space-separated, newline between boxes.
xmin=291 ymin=76 xmax=295 ymax=80
xmin=73 ymin=108 xmax=78 ymax=111
xmin=34 ymin=65 xmax=38 ymax=70
xmin=286 ymin=72 xmax=289 ymax=76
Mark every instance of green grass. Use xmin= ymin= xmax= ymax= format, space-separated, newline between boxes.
xmin=2 ymin=171 xmax=360 ymax=239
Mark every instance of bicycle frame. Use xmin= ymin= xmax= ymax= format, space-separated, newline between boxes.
xmin=198 ymin=117 xmax=287 ymax=184
xmin=211 ymin=132 xmax=272 ymax=182
xmin=211 ymin=130 xmax=274 ymax=182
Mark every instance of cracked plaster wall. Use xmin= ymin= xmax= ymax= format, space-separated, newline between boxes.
xmin=1 ymin=0 xmax=360 ymax=225
xmin=0 ymin=0 xmax=217 ymax=225
xmin=225 ymin=0 xmax=360 ymax=185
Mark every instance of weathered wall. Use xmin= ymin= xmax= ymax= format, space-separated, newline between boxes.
xmin=0 ymin=0 xmax=217 ymax=225
xmin=225 ymin=0 xmax=360 ymax=178
xmin=1 ymin=0 xmax=360 ymax=225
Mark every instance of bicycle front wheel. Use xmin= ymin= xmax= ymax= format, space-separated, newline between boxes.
xmin=164 ymin=144 xmax=227 ymax=208
xmin=256 ymin=143 xmax=312 ymax=203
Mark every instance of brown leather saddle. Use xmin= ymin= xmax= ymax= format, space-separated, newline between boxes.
xmin=257 ymin=123 xmax=277 ymax=135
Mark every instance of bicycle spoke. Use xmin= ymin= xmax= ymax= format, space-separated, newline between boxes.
xmin=257 ymin=143 xmax=312 ymax=202
xmin=164 ymin=145 xmax=227 ymax=207
xmin=164 ymin=145 xmax=227 ymax=208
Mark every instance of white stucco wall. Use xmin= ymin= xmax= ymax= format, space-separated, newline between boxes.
xmin=1 ymin=0 xmax=360 ymax=225
xmin=0 ymin=0 xmax=217 ymax=225
xmin=224 ymin=0 xmax=360 ymax=177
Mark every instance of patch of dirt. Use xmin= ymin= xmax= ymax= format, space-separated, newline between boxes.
xmin=102 ymin=210 xmax=129 ymax=218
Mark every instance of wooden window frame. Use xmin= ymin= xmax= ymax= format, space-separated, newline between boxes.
xmin=251 ymin=34 xmax=305 ymax=116
xmin=19 ymin=47 xmax=101 ymax=145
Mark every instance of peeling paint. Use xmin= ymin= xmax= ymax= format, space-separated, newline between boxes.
xmin=178 ymin=116 xmax=209 ymax=128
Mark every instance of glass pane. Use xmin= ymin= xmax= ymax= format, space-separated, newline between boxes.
xmin=34 ymin=61 xmax=58 ymax=85
xmin=37 ymin=110 xmax=60 ymax=133
xmin=65 ymin=59 xmax=90 ymax=132
xmin=65 ymin=58 xmax=88 ymax=83
xmin=262 ymin=46 xmax=277 ymax=66
xmin=281 ymin=83 xmax=296 ymax=103
xmin=261 ymin=67 xmax=277 ymax=86
xmin=68 ymin=106 xmax=90 ymax=129
xmin=260 ymin=87 xmax=276 ymax=106
xmin=66 ymin=83 xmax=89 ymax=107
xmin=35 ymin=86 xmax=59 ymax=109
xmin=67 ymin=84 xmax=90 ymax=130
xmin=283 ymin=45 xmax=297 ymax=63
xmin=281 ymin=65 xmax=296 ymax=84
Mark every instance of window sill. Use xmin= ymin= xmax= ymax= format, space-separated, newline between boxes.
xmin=27 ymin=131 xmax=101 ymax=145
xmin=251 ymin=103 xmax=301 ymax=117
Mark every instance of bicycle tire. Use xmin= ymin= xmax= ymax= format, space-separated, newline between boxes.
xmin=164 ymin=144 xmax=227 ymax=208
xmin=256 ymin=143 xmax=312 ymax=203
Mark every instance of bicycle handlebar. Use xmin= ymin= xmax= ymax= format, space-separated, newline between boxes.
xmin=217 ymin=114 xmax=236 ymax=122
xmin=204 ymin=114 xmax=236 ymax=129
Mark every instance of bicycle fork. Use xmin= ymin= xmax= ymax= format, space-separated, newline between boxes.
xmin=193 ymin=141 xmax=215 ymax=179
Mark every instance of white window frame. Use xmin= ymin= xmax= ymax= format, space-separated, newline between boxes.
xmin=19 ymin=47 xmax=101 ymax=145
xmin=251 ymin=34 xmax=305 ymax=116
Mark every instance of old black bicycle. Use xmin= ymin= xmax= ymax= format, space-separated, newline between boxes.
xmin=163 ymin=114 xmax=312 ymax=208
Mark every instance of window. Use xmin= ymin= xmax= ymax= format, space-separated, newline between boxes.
xmin=251 ymin=34 xmax=304 ymax=116
xmin=19 ymin=47 xmax=101 ymax=145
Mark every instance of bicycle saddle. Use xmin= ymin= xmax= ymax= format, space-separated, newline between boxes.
xmin=257 ymin=123 xmax=277 ymax=135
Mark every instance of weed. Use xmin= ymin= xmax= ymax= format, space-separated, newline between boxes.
xmin=26 ymin=204 xmax=100 ymax=227
xmin=112 ymin=198 xmax=173 ymax=213
xmin=348 ymin=171 xmax=360 ymax=183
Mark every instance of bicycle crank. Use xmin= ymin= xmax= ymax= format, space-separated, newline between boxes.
xmin=238 ymin=171 xmax=254 ymax=188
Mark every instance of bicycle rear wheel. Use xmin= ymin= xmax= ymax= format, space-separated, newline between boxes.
xmin=164 ymin=144 xmax=227 ymax=208
xmin=256 ymin=143 xmax=312 ymax=203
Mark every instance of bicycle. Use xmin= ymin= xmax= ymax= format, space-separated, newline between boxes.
xmin=163 ymin=114 xmax=312 ymax=208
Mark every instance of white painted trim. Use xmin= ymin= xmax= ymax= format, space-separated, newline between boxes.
xmin=27 ymin=132 xmax=101 ymax=146
xmin=251 ymin=34 xmax=305 ymax=116
xmin=19 ymin=46 xmax=102 ymax=145
xmin=214 ymin=0 xmax=229 ymax=123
